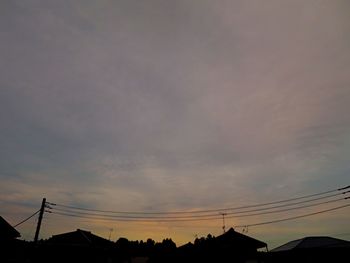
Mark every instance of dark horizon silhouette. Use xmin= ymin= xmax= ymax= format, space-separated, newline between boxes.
xmin=2 ymin=215 xmax=349 ymax=263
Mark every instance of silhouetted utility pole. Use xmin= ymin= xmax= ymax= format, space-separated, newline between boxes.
xmin=34 ymin=198 xmax=46 ymax=243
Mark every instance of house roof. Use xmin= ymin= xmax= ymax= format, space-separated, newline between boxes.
xmin=178 ymin=242 xmax=194 ymax=250
xmin=48 ymin=229 xmax=112 ymax=246
xmin=0 ymin=216 xmax=21 ymax=240
xmin=272 ymin=236 xmax=350 ymax=252
xmin=216 ymin=228 xmax=267 ymax=249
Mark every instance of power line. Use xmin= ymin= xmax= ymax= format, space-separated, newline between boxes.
xmin=50 ymin=198 xmax=349 ymax=223
xmin=225 ymin=192 xmax=349 ymax=216
xmin=47 ymin=187 xmax=350 ymax=233
xmin=13 ymin=210 xmax=40 ymax=228
xmin=52 ymin=191 xmax=347 ymax=218
xmin=226 ymin=197 xmax=347 ymax=219
xmin=52 ymin=204 xmax=350 ymax=228
xmin=48 ymin=185 xmax=349 ymax=215
xmin=233 ymin=204 xmax=350 ymax=228
xmin=50 ymin=195 xmax=348 ymax=220
xmin=221 ymin=191 xmax=349 ymax=216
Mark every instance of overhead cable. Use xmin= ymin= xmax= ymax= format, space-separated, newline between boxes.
xmin=48 ymin=185 xmax=349 ymax=215
xmin=51 ymin=191 xmax=347 ymax=218
xmin=50 ymin=198 xmax=349 ymax=222
xmin=233 ymin=204 xmax=350 ymax=228
xmin=13 ymin=210 xmax=40 ymax=228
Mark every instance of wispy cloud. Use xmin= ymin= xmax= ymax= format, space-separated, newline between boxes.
xmin=1 ymin=0 xmax=349 ymax=245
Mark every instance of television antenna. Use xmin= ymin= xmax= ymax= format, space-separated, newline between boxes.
xmin=108 ymin=228 xmax=114 ymax=241
xmin=220 ymin=213 xmax=227 ymax=233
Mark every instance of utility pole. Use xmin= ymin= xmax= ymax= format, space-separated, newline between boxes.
xmin=34 ymin=198 xmax=46 ymax=243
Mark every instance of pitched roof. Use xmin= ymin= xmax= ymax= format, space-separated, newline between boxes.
xmin=48 ymin=229 xmax=112 ymax=246
xmin=272 ymin=236 xmax=350 ymax=252
xmin=178 ymin=242 xmax=194 ymax=250
xmin=0 ymin=216 xmax=21 ymax=240
xmin=216 ymin=228 xmax=267 ymax=249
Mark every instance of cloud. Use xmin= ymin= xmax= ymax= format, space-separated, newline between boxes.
xmin=1 ymin=0 xmax=349 ymax=243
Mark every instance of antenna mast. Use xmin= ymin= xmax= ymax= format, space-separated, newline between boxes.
xmin=220 ymin=212 xmax=227 ymax=233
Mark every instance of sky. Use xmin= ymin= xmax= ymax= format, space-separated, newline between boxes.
xmin=1 ymin=0 xmax=350 ymax=248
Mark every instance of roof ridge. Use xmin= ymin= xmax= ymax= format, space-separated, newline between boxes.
xmin=77 ymin=229 xmax=92 ymax=243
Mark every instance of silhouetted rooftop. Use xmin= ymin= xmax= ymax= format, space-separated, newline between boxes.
xmin=272 ymin=236 xmax=350 ymax=252
xmin=216 ymin=228 xmax=267 ymax=250
xmin=0 ymin=216 xmax=20 ymax=240
xmin=48 ymin=229 xmax=112 ymax=246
